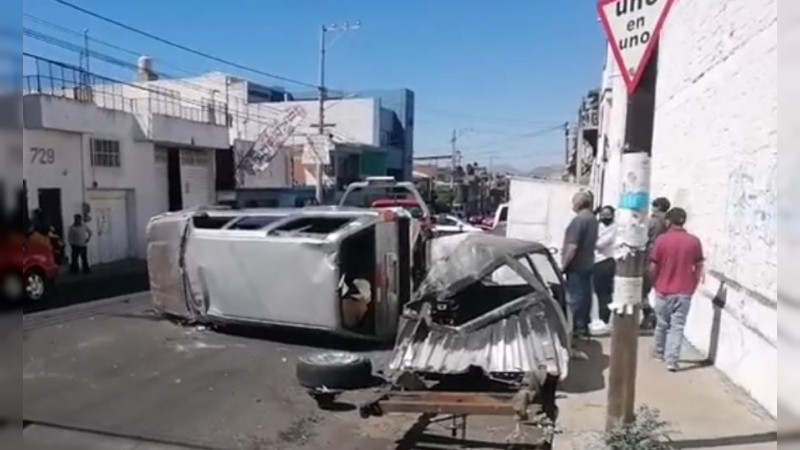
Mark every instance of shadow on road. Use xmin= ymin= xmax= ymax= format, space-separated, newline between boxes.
xmin=215 ymin=322 xmax=395 ymax=352
xmin=674 ymin=359 xmax=713 ymax=373
xmin=559 ymin=338 xmax=609 ymax=394
xmin=394 ymin=414 xmax=546 ymax=450
xmin=23 ymin=259 xmax=149 ymax=315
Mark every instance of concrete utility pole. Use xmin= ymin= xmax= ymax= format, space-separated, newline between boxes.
xmin=83 ymin=29 xmax=91 ymax=77
xmin=449 ymin=128 xmax=472 ymax=186
xmin=563 ymin=122 xmax=571 ymax=175
xmin=450 ymin=129 xmax=458 ymax=189
xmin=317 ymin=21 xmax=360 ymax=204
xmin=605 ymin=47 xmax=659 ymax=431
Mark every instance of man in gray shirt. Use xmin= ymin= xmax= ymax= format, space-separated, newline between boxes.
xmin=562 ymin=191 xmax=599 ymax=338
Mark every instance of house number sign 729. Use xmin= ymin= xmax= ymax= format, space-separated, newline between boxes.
xmin=30 ymin=147 xmax=56 ymax=165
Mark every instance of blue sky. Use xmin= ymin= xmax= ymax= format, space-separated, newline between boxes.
xmin=22 ymin=0 xmax=607 ymax=171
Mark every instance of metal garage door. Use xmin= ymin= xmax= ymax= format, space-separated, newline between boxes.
xmin=154 ymin=148 xmax=169 ymax=213
xmin=88 ymin=191 xmax=130 ymax=265
xmin=180 ymin=149 xmax=212 ymax=209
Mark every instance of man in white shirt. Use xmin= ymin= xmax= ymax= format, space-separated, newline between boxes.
xmin=67 ymin=214 xmax=92 ymax=274
xmin=593 ymin=206 xmax=617 ymax=324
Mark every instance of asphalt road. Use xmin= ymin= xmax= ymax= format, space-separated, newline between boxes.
xmin=23 ymin=293 xmax=545 ymax=450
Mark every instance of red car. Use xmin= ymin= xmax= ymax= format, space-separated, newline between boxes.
xmin=370 ymin=198 xmax=434 ymax=233
xmin=1 ymin=232 xmax=60 ymax=302
xmin=370 ymin=199 xmax=427 ymax=219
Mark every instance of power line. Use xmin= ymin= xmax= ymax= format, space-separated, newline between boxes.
xmin=28 ymin=6 xmax=565 ymax=159
xmin=21 ymin=51 xmax=325 ymax=177
xmin=22 ymin=27 xmax=291 ymax=119
xmin=417 ymin=106 xmax=563 ymax=126
xmin=24 ymin=13 xmax=366 ymax=122
xmin=24 ymin=13 xmax=140 ymax=57
xmin=30 ymin=7 xmax=553 ymax=135
xmin=21 ymin=51 xmax=294 ymax=133
xmin=51 ymin=0 xmax=318 ymax=89
xmin=418 ymin=124 xmax=564 ymax=156
xmin=24 ymin=13 xmax=241 ymax=84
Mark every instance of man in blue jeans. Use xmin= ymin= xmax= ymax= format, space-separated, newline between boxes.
xmin=562 ymin=191 xmax=599 ymax=338
xmin=649 ymin=208 xmax=705 ymax=372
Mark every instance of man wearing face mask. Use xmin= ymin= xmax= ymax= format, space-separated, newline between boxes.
xmin=593 ymin=206 xmax=617 ymax=324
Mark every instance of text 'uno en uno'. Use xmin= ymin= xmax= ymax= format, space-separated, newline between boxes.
xmin=616 ymin=0 xmax=659 ymax=51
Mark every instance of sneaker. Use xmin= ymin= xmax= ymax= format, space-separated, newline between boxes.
xmin=652 ymin=351 xmax=665 ymax=361
xmin=641 ymin=314 xmax=657 ymax=331
xmin=667 ymin=364 xmax=679 ymax=372
xmin=573 ymin=329 xmax=590 ymax=340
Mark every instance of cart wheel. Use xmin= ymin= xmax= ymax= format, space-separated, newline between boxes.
xmin=296 ymin=352 xmax=373 ymax=390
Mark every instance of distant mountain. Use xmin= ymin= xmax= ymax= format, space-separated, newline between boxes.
xmin=489 ymin=164 xmax=526 ymax=176
xmin=528 ymin=164 xmax=565 ymax=180
xmin=489 ymin=163 xmax=564 ymax=180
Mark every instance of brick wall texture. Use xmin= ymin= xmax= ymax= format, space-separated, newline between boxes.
xmin=649 ymin=0 xmax=778 ymax=416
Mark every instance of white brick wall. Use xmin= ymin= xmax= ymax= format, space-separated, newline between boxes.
xmin=651 ymin=0 xmax=778 ymax=417
xmin=778 ymin=0 xmax=800 ymax=418
xmin=595 ymin=0 xmax=780 ymax=417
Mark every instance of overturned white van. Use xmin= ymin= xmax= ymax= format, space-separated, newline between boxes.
xmin=146 ymin=206 xmax=416 ymax=342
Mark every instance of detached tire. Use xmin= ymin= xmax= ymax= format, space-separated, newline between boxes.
xmin=296 ymin=352 xmax=372 ymax=390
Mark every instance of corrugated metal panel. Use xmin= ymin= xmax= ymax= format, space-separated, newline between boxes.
xmin=388 ymin=233 xmax=570 ymax=381
xmin=388 ymin=295 xmax=569 ymax=379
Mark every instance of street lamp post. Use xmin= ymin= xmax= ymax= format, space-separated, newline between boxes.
xmin=316 ymin=21 xmax=360 ymax=204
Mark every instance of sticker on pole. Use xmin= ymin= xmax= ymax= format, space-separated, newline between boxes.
xmin=598 ymin=0 xmax=675 ymax=93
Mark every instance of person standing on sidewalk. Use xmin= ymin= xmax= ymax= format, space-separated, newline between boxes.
xmin=593 ymin=205 xmax=617 ymax=325
xmin=650 ymin=208 xmax=705 ymax=372
xmin=642 ymin=196 xmax=672 ymax=329
xmin=562 ymin=191 xmax=599 ymax=338
xmin=67 ymin=214 xmax=92 ymax=274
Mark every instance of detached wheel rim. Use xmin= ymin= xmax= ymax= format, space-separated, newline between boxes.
xmin=25 ymin=273 xmax=46 ymax=301
xmin=304 ymin=352 xmax=360 ymax=366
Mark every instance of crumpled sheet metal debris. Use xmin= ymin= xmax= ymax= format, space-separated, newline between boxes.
xmin=389 ymin=295 xmax=570 ymax=379
xmin=389 ymin=233 xmax=570 ymax=380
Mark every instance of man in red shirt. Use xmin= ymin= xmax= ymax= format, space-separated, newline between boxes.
xmin=649 ymin=208 xmax=705 ymax=372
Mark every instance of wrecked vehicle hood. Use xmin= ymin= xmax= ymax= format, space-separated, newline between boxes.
xmin=389 ymin=233 xmax=571 ymax=383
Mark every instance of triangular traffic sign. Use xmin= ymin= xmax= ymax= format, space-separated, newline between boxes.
xmin=598 ymin=0 xmax=675 ymax=93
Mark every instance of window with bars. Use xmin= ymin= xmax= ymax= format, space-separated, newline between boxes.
xmin=90 ymin=139 xmax=121 ymax=167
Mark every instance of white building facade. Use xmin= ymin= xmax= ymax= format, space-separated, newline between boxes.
xmin=592 ymin=0 xmax=779 ymax=416
xmin=22 ymin=64 xmax=228 ymax=264
xmin=141 ymin=72 xmax=409 ymax=194
xmin=20 ymin=55 xmax=410 ymax=262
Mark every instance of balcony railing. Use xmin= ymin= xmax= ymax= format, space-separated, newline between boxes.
xmin=23 ymin=54 xmax=227 ymax=127
xmin=580 ymin=108 xmax=599 ymax=129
